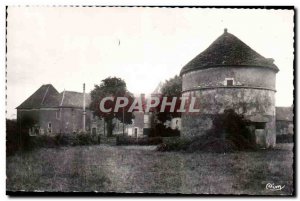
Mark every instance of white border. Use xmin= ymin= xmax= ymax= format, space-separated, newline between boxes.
xmin=1 ymin=1 xmax=297 ymax=200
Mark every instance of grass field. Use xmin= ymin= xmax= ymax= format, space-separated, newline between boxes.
xmin=6 ymin=143 xmax=294 ymax=195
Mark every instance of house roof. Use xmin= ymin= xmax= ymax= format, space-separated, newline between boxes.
xmin=276 ymin=107 xmax=293 ymax=121
xmin=59 ymin=91 xmax=91 ymax=108
xmin=17 ymin=85 xmax=91 ymax=109
xmin=17 ymin=84 xmax=60 ymax=109
xmin=180 ymin=29 xmax=279 ymax=76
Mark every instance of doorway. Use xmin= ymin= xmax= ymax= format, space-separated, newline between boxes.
xmin=134 ymin=127 xmax=138 ymax=138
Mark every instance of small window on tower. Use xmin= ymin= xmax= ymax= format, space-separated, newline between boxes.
xmin=227 ymin=80 xmax=233 ymax=86
xmin=225 ymin=78 xmax=234 ymax=86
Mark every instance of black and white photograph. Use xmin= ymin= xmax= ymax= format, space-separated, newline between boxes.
xmin=5 ymin=6 xmax=294 ymax=195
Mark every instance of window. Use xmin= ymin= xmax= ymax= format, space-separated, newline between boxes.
xmin=255 ymin=122 xmax=266 ymax=129
xmin=225 ymin=78 xmax=234 ymax=86
xmin=48 ymin=122 xmax=52 ymax=133
xmin=227 ymin=80 xmax=233 ymax=86
xmin=144 ymin=115 xmax=149 ymax=123
xmin=134 ymin=127 xmax=138 ymax=137
xmin=56 ymin=109 xmax=61 ymax=120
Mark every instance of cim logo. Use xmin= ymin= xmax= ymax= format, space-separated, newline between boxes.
xmin=265 ymin=183 xmax=285 ymax=191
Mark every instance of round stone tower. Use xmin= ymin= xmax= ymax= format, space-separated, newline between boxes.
xmin=180 ymin=29 xmax=279 ymax=148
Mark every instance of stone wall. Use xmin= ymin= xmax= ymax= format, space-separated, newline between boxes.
xmin=17 ymin=108 xmax=93 ymax=135
xmin=39 ymin=109 xmax=61 ymax=134
xmin=181 ymin=88 xmax=276 ymax=147
xmin=182 ymin=66 xmax=276 ymax=92
xmin=58 ymin=108 xmax=92 ymax=133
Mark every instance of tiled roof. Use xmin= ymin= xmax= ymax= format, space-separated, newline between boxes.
xmin=276 ymin=107 xmax=293 ymax=121
xmin=17 ymin=85 xmax=91 ymax=109
xmin=59 ymin=91 xmax=91 ymax=108
xmin=180 ymin=29 xmax=279 ymax=75
xmin=17 ymin=84 xmax=60 ymax=109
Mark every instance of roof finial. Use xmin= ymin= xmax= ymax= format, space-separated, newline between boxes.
xmin=224 ymin=28 xmax=228 ymax=33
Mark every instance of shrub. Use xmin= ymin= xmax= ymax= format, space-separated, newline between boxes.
xmin=74 ymin=132 xmax=99 ymax=146
xmin=55 ymin=133 xmax=77 ymax=146
xmin=6 ymin=117 xmax=100 ymax=155
xmin=157 ymin=110 xmax=257 ymax=153
xmin=208 ymin=109 xmax=253 ymax=143
xmin=156 ymin=137 xmax=191 ymax=152
xmin=204 ymin=109 xmax=256 ymax=152
xmin=187 ymin=135 xmax=238 ymax=153
xmin=6 ymin=119 xmax=34 ymax=156
xmin=28 ymin=133 xmax=100 ymax=148
xmin=116 ymin=136 xmax=163 ymax=146
xmin=29 ymin=135 xmax=59 ymax=148
xmin=6 ymin=119 xmax=21 ymax=156
xmin=55 ymin=133 xmax=99 ymax=146
xmin=151 ymin=124 xmax=180 ymax=137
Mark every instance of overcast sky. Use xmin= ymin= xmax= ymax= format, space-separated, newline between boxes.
xmin=6 ymin=7 xmax=294 ymax=118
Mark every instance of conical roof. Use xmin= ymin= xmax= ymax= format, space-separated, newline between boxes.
xmin=180 ymin=29 xmax=279 ymax=75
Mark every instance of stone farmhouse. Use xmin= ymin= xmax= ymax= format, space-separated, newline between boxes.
xmin=16 ymin=84 xmax=104 ymax=136
xmin=276 ymin=106 xmax=293 ymax=135
xmin=16 ymin=82 xmax=181 ymax=138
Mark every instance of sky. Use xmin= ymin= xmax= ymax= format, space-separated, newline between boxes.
xmin=6 ymin=7 xmax=294 ymax=119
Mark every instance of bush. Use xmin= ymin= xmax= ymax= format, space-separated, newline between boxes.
xmin=208 ymin=109 xmax=253 ymax=143
xmin=74 ymin=133 xmax=99 ymax=146
xmin=116 ymin=136 xmax=163 ymax=145
xmin=187 ymin=135 xmax=239 ymax=153
xmin=6 ymin=119 xmax=33 ymax=156
xmin=6 ymin=119 xmax=21 ymax=156
xmin=28 ymin=133 xmax=100 ymax=148
xmin=203 ymin=109 xmax=256 ymax=152
xmin=148 ymin=124 xmax=180 ymax=137
xmin=29 ymin=135 xmax=60 ymax=148
xmin=55 ymin=133 xmax=77 ymax=146
xmin=55 ymin=133 xmax=99 ymax=146
xmin=156 ymin=137 xmax=191 ymax=152
xmin=6 ymin=117 xmax=99 ymax=155
xmin=157 ymin=110 xmax=257 ymax=153
xmin=8 ymin=132 xmax=100 ymax=155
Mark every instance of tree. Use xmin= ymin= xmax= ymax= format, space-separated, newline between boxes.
xmin=161 ymin=75 xmax=182 ymax=97
xmin=157 ymin=75 xmax=182 ymax=122
xmin=90 ymin=77 xmax=134 ymax=136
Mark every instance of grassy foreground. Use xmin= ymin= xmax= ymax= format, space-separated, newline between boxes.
xmin=7 ymin=143 xmax=294 ymax=195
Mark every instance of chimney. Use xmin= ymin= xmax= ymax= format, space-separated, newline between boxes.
xmin=83 ymin=83 xmax=86 ymax=132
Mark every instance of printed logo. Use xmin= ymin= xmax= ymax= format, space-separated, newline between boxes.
xmin=266 ymin=183 xmax=285 ymax=191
